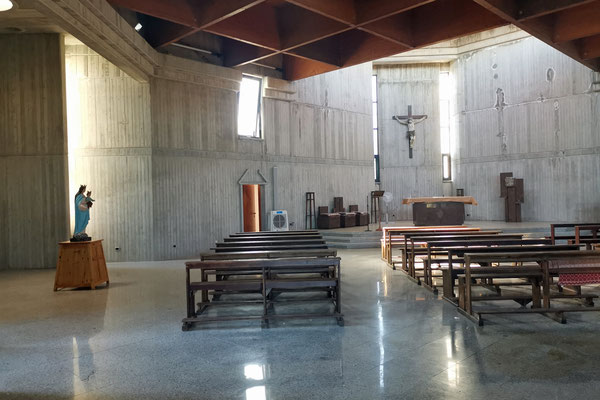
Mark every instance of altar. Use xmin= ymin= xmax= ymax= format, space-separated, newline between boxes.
xmin=402 ymin=196 xmax=478 ymax=226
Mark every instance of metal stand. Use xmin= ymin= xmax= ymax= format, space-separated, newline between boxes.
xmin=305 ymin=192 xmax=316 ymax=229
xmin=365 ymin=195 xmax=371 ymax=232
xmin=371 ymin=191 xmax=384 ymax=229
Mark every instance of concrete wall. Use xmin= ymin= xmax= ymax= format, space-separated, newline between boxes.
xmin=454 ymin=37 xmax=600 ymax=222
xmin=151 ymin=62 xmax=373 ymax=260
xmin=0 ymin=34 xmax=70 ymax=270
xmin=376 ymin=35 xmax=600 ymax=223
xmin=63 ymin=42 xmax=373 ymax=262
xmin=65 ymin=43 xmax=153 ymax=262
xmin=374 ymin=64 xmax=446 ymax=221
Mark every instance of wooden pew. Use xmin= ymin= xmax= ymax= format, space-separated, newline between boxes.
xmin=199 ymin=249 xmax=337 ymax=261
xmin=397 ymin=230 xmax=505 ymax=274
xmin=230 ymin=230 xmax=319 ymax=237
xmin=215 ymin=239 xmax=326 ymax=247
xmin=431 ymin=243 xmax=578 ymax=300
xmin=183 ymin=257 xmax=343 ymax=330
xmin=405 ymin=232 xmax=521 ymax=279
xmin=224 ymin=234 xmax=322 ymax=242
xmin=458 ymin=250 xmax=600 ymax=325
xmin=383 ymin=226 xmax=481 ymax=268
xmin=550 ymin=223 xmax=600 ymax=244
xmin=575 ymin=225 xmax=600 ymax=249
xmin=212 ymin=243 xmax=328 ymax=252
xmin=406 ymin=234 xmax=525 ymax=284
xmin=381 ymin=226 xmax=470 ymax=262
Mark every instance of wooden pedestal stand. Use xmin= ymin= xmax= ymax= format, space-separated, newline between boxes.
xmin=54 ymin=240 xmax=109 ymax=291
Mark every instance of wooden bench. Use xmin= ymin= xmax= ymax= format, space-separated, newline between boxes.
xmin=183 ymin=257 xmax=343 ymax=330
xmin=224 ymin=234 xmax=322 ymax=242
xmin=396 ymin=230 xmax=506 ymax=274
xmin=199 ymin=249 xmax=337 ymax=261
xmin=430 ymin=243 xmax=577 ymax=300
xmin=211 ymin=243 xmax=328 ymax=252
xmin=383 ymin=226 xmax=480 ymax=268
xmin=381 ymin=226 xmax=471 ymax=261
xmin=406 ymin=233 xmax=522 ymax=280
xmin=575 ymin=225 xmax=600 ymax=249
xmin=458 ymin=250 xmax=600 ymax=325
xmin=215 ymin=239 xmax=326 ymax=247
xmin=230 ymin=230 xmax=319 ymax=237
xmin=200 ymin=249 xmax=338 ymax=282
xmin=550 ymin=223 xmax=600 ymax=244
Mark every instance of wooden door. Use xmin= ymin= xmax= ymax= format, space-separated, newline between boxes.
xmin=243 ymin=184 xmax=261 ymax=232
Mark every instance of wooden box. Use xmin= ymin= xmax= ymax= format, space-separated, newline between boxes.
xmin=318 ymin=213 xmax=341 ymax=229
xmin=412 ymin=202 xmax=465 ymax=226
xmin=349 ymin=205 xmax=369 ymax=226
xmin=339 ymin=213 xmax=356 ymax=228
xmin=54 ymin=240 xmax=109 ymax=291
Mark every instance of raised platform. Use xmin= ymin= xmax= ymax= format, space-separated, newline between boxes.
xmin=320 ymin=220 xmax=552 ymax=249
xmin=320 ymin=230 xmax=381 ymax=249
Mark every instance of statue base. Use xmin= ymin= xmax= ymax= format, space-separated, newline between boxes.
xmin=70 ymin=233 xmax=92 ymax=242
xmin=54 ymin=239 xmax=109 ymax=290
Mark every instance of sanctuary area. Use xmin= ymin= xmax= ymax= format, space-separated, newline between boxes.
xmin=2 ymin=0 xmax=600 ymax=399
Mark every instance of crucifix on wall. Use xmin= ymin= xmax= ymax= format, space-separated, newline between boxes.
xmin=393 ymin=105 xmax=427 ymax=159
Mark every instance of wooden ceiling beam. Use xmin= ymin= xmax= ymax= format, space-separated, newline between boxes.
xmin=410 ymin=0 xmax=508 ymax=48
xmin=579 ymin=34 xmax=600 ymax=60
xmin=359 ymin=13 xmax=414 ymax=48
xmin=355 ymin=0 xmax=436 ymax=24
xmin=108 ymin=0 xmax=266 ymax=48
xmin=137 ymin=15 xmax=200 ymax=48
xmin=339 ymin=30 xmax=409 ymax=67
xmin=205 ymin=3 xmax=281 ymax=50
xmin=283 ymin=54 xmax=339 ymax=80
xmin=107 ymin=0 xmax=198 ymax=26
xmin=471 ymin=0 xmax=520 ymax=20
xmin=515 ymin=0 xmax=597 ymax=21
xmin=277 ymin=4 xmax=351 ymax=50
xmin=284 ymin=0 xmax=357 ymax=24
xmin=552 ymin=2 xmax=600 ymax=42
xmin=223 ymin=39 xmax=276 ymax=67
xmin=473 ymin=0 xmax=600 ymax=71
xmin=194 ymin=0 xmax=267 ymax=28
xmin=285 ymin=36 xmax=342 ymax=67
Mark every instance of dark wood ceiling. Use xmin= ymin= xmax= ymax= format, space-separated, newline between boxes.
xmin=108 ymin=0 xmax=600 ymax=80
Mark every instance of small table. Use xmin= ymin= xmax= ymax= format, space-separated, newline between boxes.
xmin=54 ymin=240 xmax=109 ymax=291
xmin=402 ymin=196 xmax=478 ymax=226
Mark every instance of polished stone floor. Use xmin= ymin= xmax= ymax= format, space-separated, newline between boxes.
xmin=2 ymin=249 xmax=600 ymax=399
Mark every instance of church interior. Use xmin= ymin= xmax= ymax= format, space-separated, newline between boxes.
xmin=2 ymin=0 xmax=600 ymax=398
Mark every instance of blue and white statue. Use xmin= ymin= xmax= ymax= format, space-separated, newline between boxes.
xmin=72 ymin=184 xmax=95 ymax=241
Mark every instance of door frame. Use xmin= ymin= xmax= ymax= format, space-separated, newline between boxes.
xmin=238 ymin=169 xmax=268 ymax=232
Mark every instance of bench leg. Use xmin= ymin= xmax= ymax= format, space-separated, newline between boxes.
xmin=442 ymin=269 xmax=454 ymax=300
xmin=458 ymin=277 xmax=466 ymax=310
xmin=531 ymin=278 xmax=542 ymax=309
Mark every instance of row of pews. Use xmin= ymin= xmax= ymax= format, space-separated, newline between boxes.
xmin=182 ymin=230 xmax=343 ymax=330
xmin=381 ymin=224 xmax=600 ymax=325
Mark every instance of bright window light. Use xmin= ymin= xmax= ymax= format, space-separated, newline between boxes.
xmin=238 ymin=75 xmax=262 ymax=138
xmin=439 ymin=71 xmax=452 ymax=181
xmin=372 ymin=74 xmax=380 ymax=183
xmin=442 ymin=153 xmax=452 ymax=181
xmin=244 ymin=364 xmax=264 ymax=380
xmin=134 ymin=23 xmax=142 ymax=31
xmin=245 ymin=385 xmax=266 ymax=400
xmin=0 ymin=0 xmax=13 ymax=12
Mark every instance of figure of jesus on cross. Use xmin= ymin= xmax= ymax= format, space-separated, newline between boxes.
xmin=393 ymin=105 xmax=427 ymax=159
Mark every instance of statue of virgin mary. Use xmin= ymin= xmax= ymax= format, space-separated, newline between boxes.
xmin=72 ymin=185 xmax=94 ymax=241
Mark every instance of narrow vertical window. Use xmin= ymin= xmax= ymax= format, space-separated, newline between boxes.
xmin=238 ymin=75 xmax=262 ymax=138
xmin=439 ymin=71 xmax=452 ymax=181
xmin=442 ymin=153 xmax=452 ymax=181
xmin=372 ymin=74 xmax=380 ymax=183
